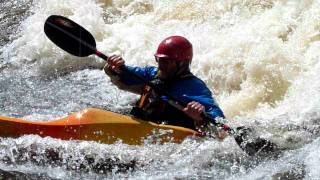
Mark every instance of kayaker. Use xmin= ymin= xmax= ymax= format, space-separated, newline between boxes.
xmin=104 ymin=36 xmax=226 ymax=138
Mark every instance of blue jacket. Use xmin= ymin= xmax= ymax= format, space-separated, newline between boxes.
xmin=116 ymin=65 xmax=225 ymax=126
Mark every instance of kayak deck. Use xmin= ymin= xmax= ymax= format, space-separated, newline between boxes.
xmin=0 ymin=108 xmax=199 ymax=145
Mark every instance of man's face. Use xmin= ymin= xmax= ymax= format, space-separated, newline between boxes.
xmin=156 ymin=57 xmax=178 ymax=80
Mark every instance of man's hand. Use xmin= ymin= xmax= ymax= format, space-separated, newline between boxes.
xmin=104 ymin=55 xmax=125 ymax=74
xmin=183 ymin=101 xmax=205 ymax=127
xmin=183 ymin=101 xmax=228 ymax=140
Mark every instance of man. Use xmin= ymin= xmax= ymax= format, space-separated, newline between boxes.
xmin=104 ymin=36 xmax=225 ymax=136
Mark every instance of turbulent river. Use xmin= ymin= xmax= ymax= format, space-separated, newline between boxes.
xmin=1 ymin=0 xmax=320 ymax=179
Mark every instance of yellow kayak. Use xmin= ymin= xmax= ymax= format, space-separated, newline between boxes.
xmin=0 ymin=108 xmax=199 ymax=145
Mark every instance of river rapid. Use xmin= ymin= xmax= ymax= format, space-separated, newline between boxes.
xmin=1 ymin=0 xmax=320 ymax=179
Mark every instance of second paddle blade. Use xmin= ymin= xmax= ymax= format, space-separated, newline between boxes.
xmin=234 ymin=126 xmax=279 ymax=156
xmin=44 ymin=15 xmax=96 ymax=57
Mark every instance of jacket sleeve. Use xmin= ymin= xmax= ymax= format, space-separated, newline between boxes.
xmin=104 ymin=64 xmax=157 ymax=94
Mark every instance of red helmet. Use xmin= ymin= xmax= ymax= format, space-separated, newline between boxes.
xmin=155 ymin=36 xmax=193 ymax=62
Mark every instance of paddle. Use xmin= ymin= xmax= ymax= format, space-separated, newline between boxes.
xmin=44 ymin=15 xmax=278 ymax=156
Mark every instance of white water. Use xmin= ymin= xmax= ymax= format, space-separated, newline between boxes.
xmin=1 ymin=0 xmax=320 ymax=179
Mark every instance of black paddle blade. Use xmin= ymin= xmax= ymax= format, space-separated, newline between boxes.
xmin=44 ymin=15 xmax=96 ymax=57
xmin=234 ymin=127 xmax=279 ymax=156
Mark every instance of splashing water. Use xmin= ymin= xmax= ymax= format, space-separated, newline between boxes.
xmin=1 ymin=0 xmax=320 ymax=179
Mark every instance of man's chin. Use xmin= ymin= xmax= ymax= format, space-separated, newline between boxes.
xmin=158 ymin=71 xmax=174 ymax=81
xmin=158 ymin=76 xmax=168 ymax=80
